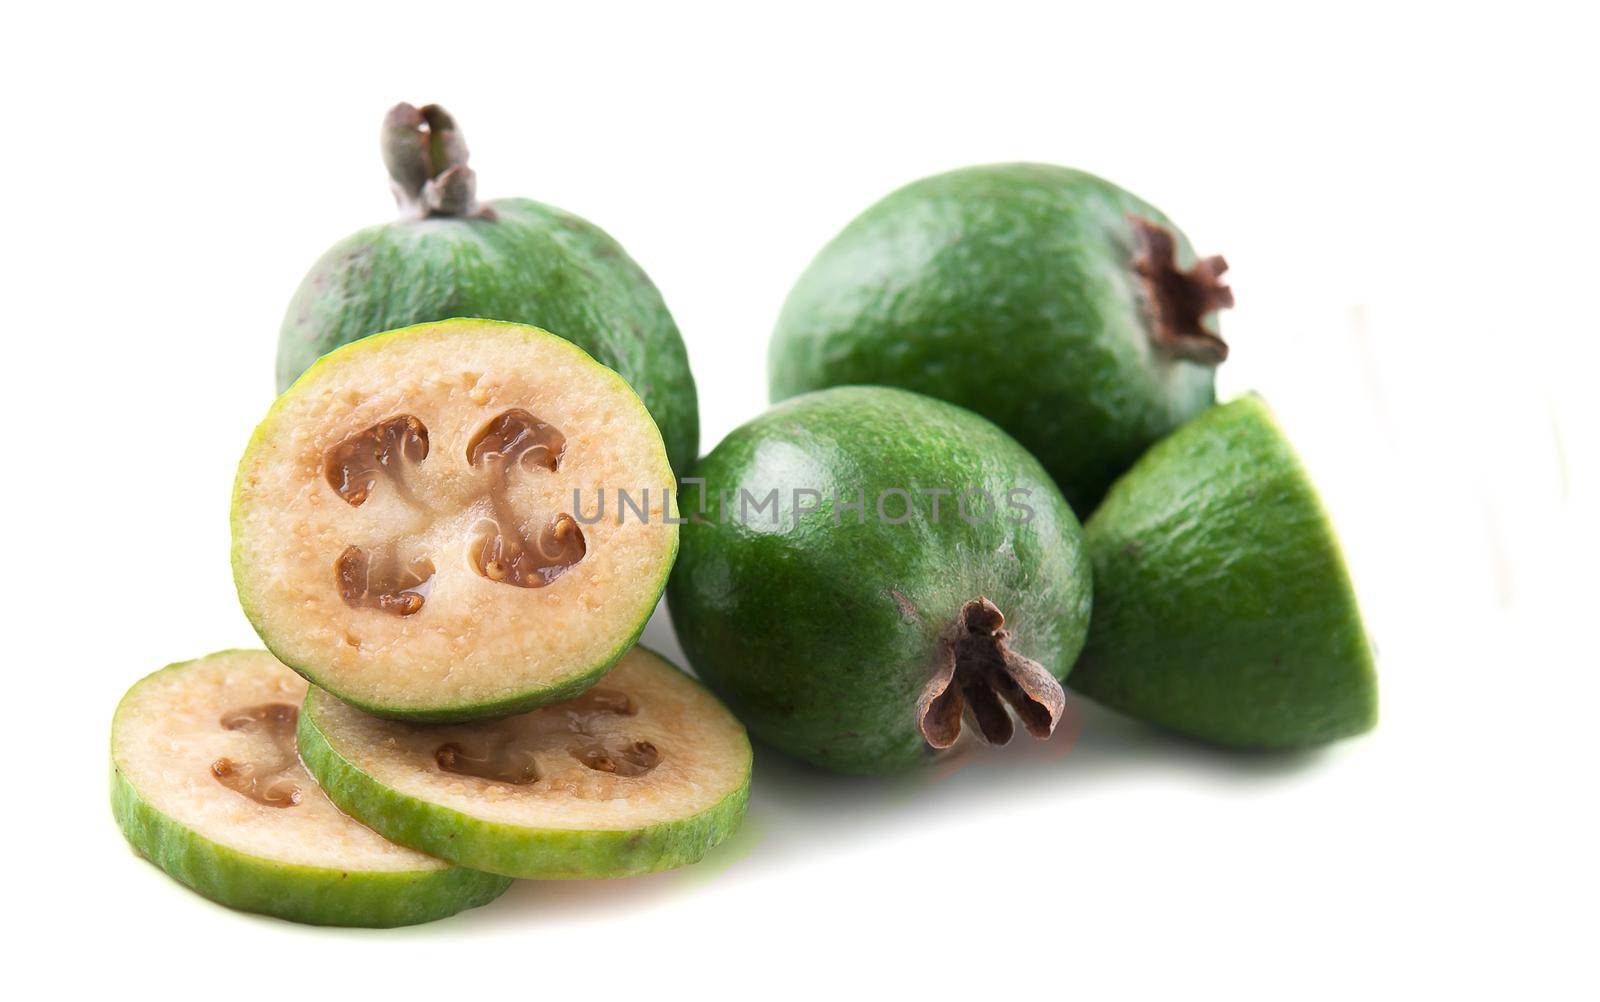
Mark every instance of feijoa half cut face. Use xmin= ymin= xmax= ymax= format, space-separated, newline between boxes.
xmin=233 ymin=319 xmax=679 ymax=721
xmin=297 ymin=647 xmax=752 ymax=879
xmin=110 ymin=650 xmax=511 ymax=927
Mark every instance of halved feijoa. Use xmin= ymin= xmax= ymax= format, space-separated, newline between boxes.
xmin=233 ymin=318 xmax=679 ymax=721
xmin=298 ymin=647 xmax=751 ymax=879
xmin=1071 ymin=395 xmax=1378 ymax=747
xmin=110 ymin=650 xmax=510 ymax=927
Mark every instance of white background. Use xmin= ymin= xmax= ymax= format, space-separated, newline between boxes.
xmin=5 ymin=2 xmax=1595 ymax=998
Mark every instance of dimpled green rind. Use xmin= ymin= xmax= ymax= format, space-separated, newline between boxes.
xmin=233 ymin=319 xmax=678 ymax=723
xmin=110 ymin=656 xmax=511 ymax=928
xmin=1071 ymin=395 xmax=1378 ymax=748
xmin=297 ymin=650 xmax=752 ymax=880
xmin=667 ymin=385 xmax=1093 ymax=775
xmin=769 ymin=163 xmax=1219 ymax=514
xmin=277 ymin=197 xmax=699 ymax=477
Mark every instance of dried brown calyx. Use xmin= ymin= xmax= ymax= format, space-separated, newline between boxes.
xmin=917 ymin=598 xmax=1066 ymax=749
xmin=324 ymin=415 xmax=429 ymax=508
xmin=467 ymin=409 xmax=586 ymax=588
xmin=1130 ymin=215 xmax=1234 ymax=365
xmin=381 ymin=102 xmax=492 ymax=220
xmin=431 ymin=687 xmax=661 ymax=784
xmin=211 ymin=703 xmax=302 ymax=808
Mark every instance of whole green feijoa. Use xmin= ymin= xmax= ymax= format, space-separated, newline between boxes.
xmin=1071 ymin=395 xmax=1378 ymax=748
xmin=277 ymin=102 xmax=698 ymax=476
xmin=769 ymin=163 xmax=1233 ymax=514
xmin=667 ymin=386 xmax=1093 ymax=775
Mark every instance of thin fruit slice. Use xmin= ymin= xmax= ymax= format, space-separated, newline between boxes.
xmin=298 ymin=647 xmax=752 ymax=879
xmin=1070 ymin=395 xmax=1378 ymax=747
xmin=110 ymin=650 xmax=510 ymax=927
xmin=233 ymin=318 xmax=679 ymax=721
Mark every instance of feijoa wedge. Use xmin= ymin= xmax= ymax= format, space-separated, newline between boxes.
xmin=298 ymin=647 xmax=751 ymax=879
xmin=1071 ymin=395 xmax=1378 ymax=747
xmin=110 ymin=650 xmax=510 ymax=927
xmin=233 ymin=318 xmax=679 ymax=721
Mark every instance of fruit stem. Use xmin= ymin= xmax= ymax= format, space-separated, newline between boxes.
xmin=917 ymin=597 xmax=1066 ymax=750
xmin=1130 ymin=216 xmax=1234 ymax=365
xmin=381 ymin=102 xmax=493 ymax=220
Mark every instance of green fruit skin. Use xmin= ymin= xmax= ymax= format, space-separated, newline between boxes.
xmin=111 ymin=771 xmax=511 ymax=927
xmin=667 ymin=386 xmax=1093 ymax=775
xmin=236 ymin=319 xmax=678 ymax=723
xmin=296 ymin=653 xmax=752 ymax=880
xmin=769 ymin=163 xmax=1219 ymax=514
xmin=1071 ymin=395 xmax=1378 ymax=748
xmin=278 ymin=197 xmax=699 ymax=477
xmin=110 ymin=656 xmax=511 ymax=928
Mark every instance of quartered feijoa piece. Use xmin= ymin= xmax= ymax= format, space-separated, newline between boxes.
xmin=1071 ymin=395 xmax=1378 ymax=747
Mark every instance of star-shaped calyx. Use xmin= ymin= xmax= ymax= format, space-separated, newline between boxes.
xmin=1130 ymin=215 xmax=1234 ymax=365
xmin=917 ymin=598 xmax=1066 ymax=749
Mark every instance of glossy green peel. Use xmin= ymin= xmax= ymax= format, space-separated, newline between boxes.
xmin=278 ymin=102 xmax=698 ymax=476
xmin=668 ymin=386 xmax=1093 ymax=774
xmin=1071 ymin=396 xmax=1378 ymax=747
xmin=770 ymin=163 xmax=1231 ymax=514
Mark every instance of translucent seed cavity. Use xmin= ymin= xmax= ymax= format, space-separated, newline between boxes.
xmin=430 ymin=688 xmax=658 ymax=785
xmin=563 ymin=688 xmax=635 ymax=718
xmin=435 ymin=739 xmax=540 ymax=785
xmin=469 ymin=513 xmax=586 ymax=588
xmin=324 ymin=415 xmax=429 ymax=507
xmin=335 ymin=545 xmax=435 ymax=617
xmin=466 ymin=408 xmax=566 ymax=472
xmin=466 ymin=409 xmax=587 ymax=588
xmin=569 ymin=738 xmax=661 ymax=776
xmin=320 ymin=408 xmax=590 ymax=609
xmin=211 ymin=703 xmax=302 ymax=807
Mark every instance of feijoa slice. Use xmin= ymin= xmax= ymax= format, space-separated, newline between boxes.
xmin=110 ymin=650 xmax=511 ymax=927
xmin=233 ymin=318 xmax=679 ymax=721
xmin=298 ymin=647 xmax=751 ymax=879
